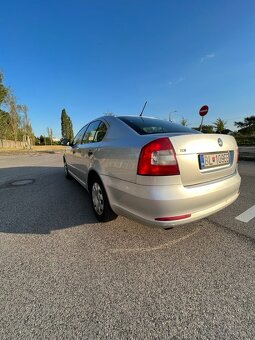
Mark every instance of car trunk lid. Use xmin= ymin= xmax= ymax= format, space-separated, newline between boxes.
xmin=169 ymin=134 xmax=238 ymax=186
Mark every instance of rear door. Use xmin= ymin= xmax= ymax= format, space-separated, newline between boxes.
xmin=78 ymin=120 xmax=108 ymax=184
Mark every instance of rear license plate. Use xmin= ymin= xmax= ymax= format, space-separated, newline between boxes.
xmin=199 ymin=152 xmax=230 ymax=169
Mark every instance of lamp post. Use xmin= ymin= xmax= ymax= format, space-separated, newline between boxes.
xmin=169 ymin=110 xmax=177 ymax=122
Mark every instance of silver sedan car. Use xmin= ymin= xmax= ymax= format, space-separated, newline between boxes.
xmin=63 ymin=116 xmax=241 ymax=227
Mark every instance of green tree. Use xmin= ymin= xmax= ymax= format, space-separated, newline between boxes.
xmin=39 ymin=135 xmax=45 ymax=144
xmin=19 ymin=105 xmax=34 ymax=147
xmin=180 ymin=117 xmax=188 ymax=126
xmin=0 ymin=72 xmax=32 ymax=142
xmin=0 ymin=72 xmax=8 ymax=107
xmin=202 ymin=125 xmax=214 ymax=133
xmin=67 ymin=116 xmax=74 ymax=141
xmin=4 ymin=91 xmax=21 ymax=142
xmin=193 ymin=125 xmax=214 ymax=133
xmin=0 ymin=109 xmax=10 ymax=139
xmin=61 ymin=108 xmax=74 ymax=141
xmin=47 ymin=127 xmax=53 ymax=145
xmin=0 ymin=72 xmax=10 ymax=139
xmin=61 ymin=109 xmax=68 ymax=138
xmin=213 ymin=118 xmax=227 ymax=133
xmin=234 ymin=116 xmax=255 ymax=135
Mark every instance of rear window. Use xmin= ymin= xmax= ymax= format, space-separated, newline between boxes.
xmin=118 ymin=116 xmax=199 ymax=135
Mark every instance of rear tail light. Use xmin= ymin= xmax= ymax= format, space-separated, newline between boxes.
xmin=155 ymin=214 xmax=191 ymax=221
xmin=137 ymin=137 xmax=180 ymax=176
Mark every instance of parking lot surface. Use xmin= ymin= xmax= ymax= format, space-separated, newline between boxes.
xmin=0 ymin=154 xmax=254 ymax=339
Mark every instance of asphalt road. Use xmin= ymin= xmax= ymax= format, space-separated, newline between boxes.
xmin=0 ymin=154 xmax=254 ymax=339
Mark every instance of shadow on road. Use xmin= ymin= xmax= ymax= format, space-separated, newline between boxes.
xmin=0 ymin=166 xmax=98 ymax=234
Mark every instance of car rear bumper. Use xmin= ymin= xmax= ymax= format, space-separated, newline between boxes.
xmin=102 ymin=170 xmax=241 ymax=227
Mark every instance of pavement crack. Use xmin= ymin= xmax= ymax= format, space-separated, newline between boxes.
xmin=108 ymin=227 xmax=201 ymax=254
xmin=205 ymin=217 xmax=255 ymax=245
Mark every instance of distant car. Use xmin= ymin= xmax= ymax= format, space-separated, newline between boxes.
xmin=63 ymin=116 xmax=241 ymax=227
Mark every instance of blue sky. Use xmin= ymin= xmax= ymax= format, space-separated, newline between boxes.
xmin=1 ymin=0 xmax=255 ymax=137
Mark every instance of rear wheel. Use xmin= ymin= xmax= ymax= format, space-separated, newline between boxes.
xmin=90 ymin=177 xmax=117 ymax=222
xmin=64 ymin=162 xmax=72 ymax=179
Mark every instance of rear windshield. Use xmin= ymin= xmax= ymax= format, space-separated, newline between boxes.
xmin=118 ymin=116 xmax=199 ymax=135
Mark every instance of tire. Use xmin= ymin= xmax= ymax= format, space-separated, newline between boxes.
xmin=64 ymin=162 xmax=72 ymax=180
xmin=90 ymin=176 xmax=117 ymax=222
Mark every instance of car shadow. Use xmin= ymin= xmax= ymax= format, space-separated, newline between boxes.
xmin=0 ymin=166 xmax=98 ymax=234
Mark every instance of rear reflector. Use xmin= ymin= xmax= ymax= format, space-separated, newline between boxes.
xmin=155 ymin=214 xmax=191 ymax=221
xmin=137 ymin=137 xmax=180 ymax=176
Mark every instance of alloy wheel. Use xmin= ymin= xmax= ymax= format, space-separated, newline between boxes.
xmin=92 ymin=182 xmax=104 ymax=215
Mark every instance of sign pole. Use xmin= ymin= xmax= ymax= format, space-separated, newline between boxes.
xmin=199 ymin=116 xmax=204 ymax=131
xmin=199 ymin=105 xmax=209 ymax=132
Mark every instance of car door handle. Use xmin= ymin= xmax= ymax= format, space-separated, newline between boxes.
xmin=88 ymin=150 xmax=93 ymax=157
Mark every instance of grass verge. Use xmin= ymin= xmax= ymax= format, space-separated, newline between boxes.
xmin=0 ymin=145 xmax=67 ymax=154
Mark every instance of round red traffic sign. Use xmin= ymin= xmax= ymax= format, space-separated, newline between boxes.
xmin=199 ymin=105 xmax=209 ymax=117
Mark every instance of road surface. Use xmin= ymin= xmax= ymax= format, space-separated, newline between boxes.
xmin=0 ymin=154 xmax=254 ymax=339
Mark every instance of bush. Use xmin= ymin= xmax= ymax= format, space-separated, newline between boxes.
xmin=234 ymin=135 xmax=255 ymax=146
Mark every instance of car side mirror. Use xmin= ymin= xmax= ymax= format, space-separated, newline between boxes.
xmin=61 ymin=138 xmax=72 ymax=146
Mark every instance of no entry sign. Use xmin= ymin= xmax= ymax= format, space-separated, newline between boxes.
xmin=199 ymin=105 xmax=209 ymax=116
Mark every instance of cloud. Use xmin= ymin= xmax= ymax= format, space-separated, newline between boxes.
xmin=201 ymin=53 xmax=215 ymax=63
xmin=168 ymin=76 xmax=185 ymax=86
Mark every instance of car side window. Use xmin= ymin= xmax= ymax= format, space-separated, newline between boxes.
xmin=73 ymin=125 xmax=87 ymax=145
xmin=82 ymin=121 xmax=101 ymax=144
xmin=94 ymin=122 xmax=107 ymax=143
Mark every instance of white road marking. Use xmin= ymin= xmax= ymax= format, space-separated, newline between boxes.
xmin=235 ymin=205 xmax=255 ymax=223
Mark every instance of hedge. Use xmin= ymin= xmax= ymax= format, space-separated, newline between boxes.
xmin=234 ymin=135 xmax=255 ymax=146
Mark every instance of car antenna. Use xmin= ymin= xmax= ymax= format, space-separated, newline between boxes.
xmin=139 ymin=101 xmax=147 ymax=117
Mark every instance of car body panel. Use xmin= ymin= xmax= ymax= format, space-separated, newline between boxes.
xmin=64 ymin=115 xmax=241 ymax=227
xmin=101 ymin=170 xmax=240 ymax=226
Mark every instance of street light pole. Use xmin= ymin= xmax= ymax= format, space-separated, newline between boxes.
xmin=169 ymin=110 xmax=177 ymax=122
